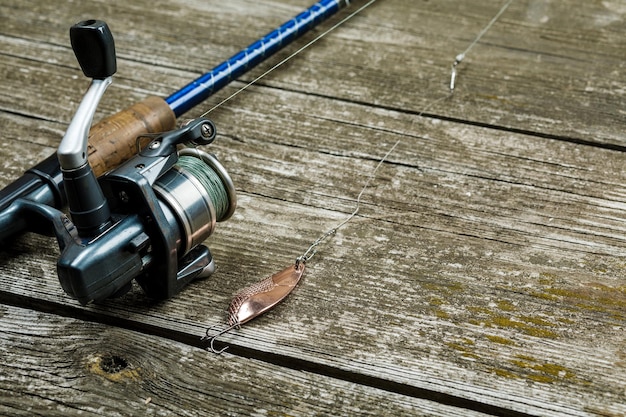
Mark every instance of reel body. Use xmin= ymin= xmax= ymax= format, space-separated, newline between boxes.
xmin=13 ymin=118 xmax=236 ymax=304
xmin=0 ymin=20 xmax=236 ymax=305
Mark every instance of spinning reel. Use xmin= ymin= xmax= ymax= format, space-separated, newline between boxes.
xmin=1 ymin=20 xmax=236 ymax=304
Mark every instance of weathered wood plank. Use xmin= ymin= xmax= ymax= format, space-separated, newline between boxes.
xmin=0 ymin=0 xmax=625 ymax=416
xmin=1 ymin=0 xmax=625 ymax=146
xmin=1 ymin=106 xmax=625 ymax=415
xmin=1 ymin=303 xmax=492 ymax=417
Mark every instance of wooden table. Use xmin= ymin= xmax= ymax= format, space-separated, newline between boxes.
xmin=1 ymin=0 xmax=625 ymax=415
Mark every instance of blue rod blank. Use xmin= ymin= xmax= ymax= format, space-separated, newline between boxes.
xmin=166 ymin=0 xmax=346 ymax=117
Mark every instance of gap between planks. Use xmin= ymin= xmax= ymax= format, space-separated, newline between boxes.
xmin=0 ymin=289 xmax=536 ymax=417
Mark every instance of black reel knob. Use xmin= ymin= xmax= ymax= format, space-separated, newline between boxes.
xmin=70 ymin=19 xmax=117 ymax=79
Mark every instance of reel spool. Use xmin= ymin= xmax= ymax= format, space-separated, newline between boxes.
xmin=154 ymin=148 xmax=236 ymax=256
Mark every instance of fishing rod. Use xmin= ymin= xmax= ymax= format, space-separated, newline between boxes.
xmin=0 ymin=0 xmax=352 ymax=304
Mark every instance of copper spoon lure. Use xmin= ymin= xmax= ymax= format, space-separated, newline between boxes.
xmin=203 ymin=263 xmax=305 ymax=354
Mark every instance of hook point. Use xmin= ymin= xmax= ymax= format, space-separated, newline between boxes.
xmin=202 ymin=323 xmax=238 ymax=354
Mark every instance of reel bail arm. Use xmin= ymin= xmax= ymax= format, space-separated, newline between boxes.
xmin=57 ymin=20 xmax=117 ymax=237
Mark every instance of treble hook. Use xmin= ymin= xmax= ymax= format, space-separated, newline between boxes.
xmin=201 ymin=323 xmax=239 ymax=354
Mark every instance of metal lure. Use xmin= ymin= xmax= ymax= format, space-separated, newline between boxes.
xmin=203 ymin=263 xmax=305 ymax=353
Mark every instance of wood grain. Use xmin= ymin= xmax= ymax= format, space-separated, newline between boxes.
xmin=1 ymin=304 xmax=492 ymax=416
xmin=0 ymin=0 xmax=625 ymax=416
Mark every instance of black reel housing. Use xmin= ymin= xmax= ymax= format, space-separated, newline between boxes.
xmin=59 ymin=118 xmax=232 ymax=304
xmin=6 ymin=118 xmax=235 ymax=304
xmin=0 ymin=20 xmax=236 ymax=304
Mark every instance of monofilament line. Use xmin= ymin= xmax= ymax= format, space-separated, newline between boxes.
xmin=201 ymin=0 xmax=378 ymax=117
xmin=450 ymin=0 xmax=514 ymax=92
xmin=295 ymin=94 xmax=449 ymax=266
xmin=297 ymin=0 xmax=514 ymax=265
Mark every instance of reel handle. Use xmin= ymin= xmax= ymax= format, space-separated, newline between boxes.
xmin=58 ymin=19 xmax=120 ymax=236
xmin=70 ymin=20 xmax=117 ymax=79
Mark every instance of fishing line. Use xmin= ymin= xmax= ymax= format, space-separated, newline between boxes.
xmin=296 ymin=93 xmax=450 ymax=266
xmin=200 ymin=0 xmax=377 ymax=117
xmin=203 ymin=0 xmax=515 ymax=353
xmin=176 ymin=155 xmax=230 ymax=221
xmin=299 ymin=0 xmax=515 ymax=263
xmin=451 ymin=0 xmax=514 ymax=92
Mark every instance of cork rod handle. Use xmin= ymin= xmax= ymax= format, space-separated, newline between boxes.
xmin=87 ymin=96 xmax=176 ymax=176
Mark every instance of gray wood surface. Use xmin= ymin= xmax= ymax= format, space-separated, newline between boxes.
xmin=2 ymin=303 xmax=489 ymax=417
xmin=1 ymin=0 xmax=625 ymax=416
